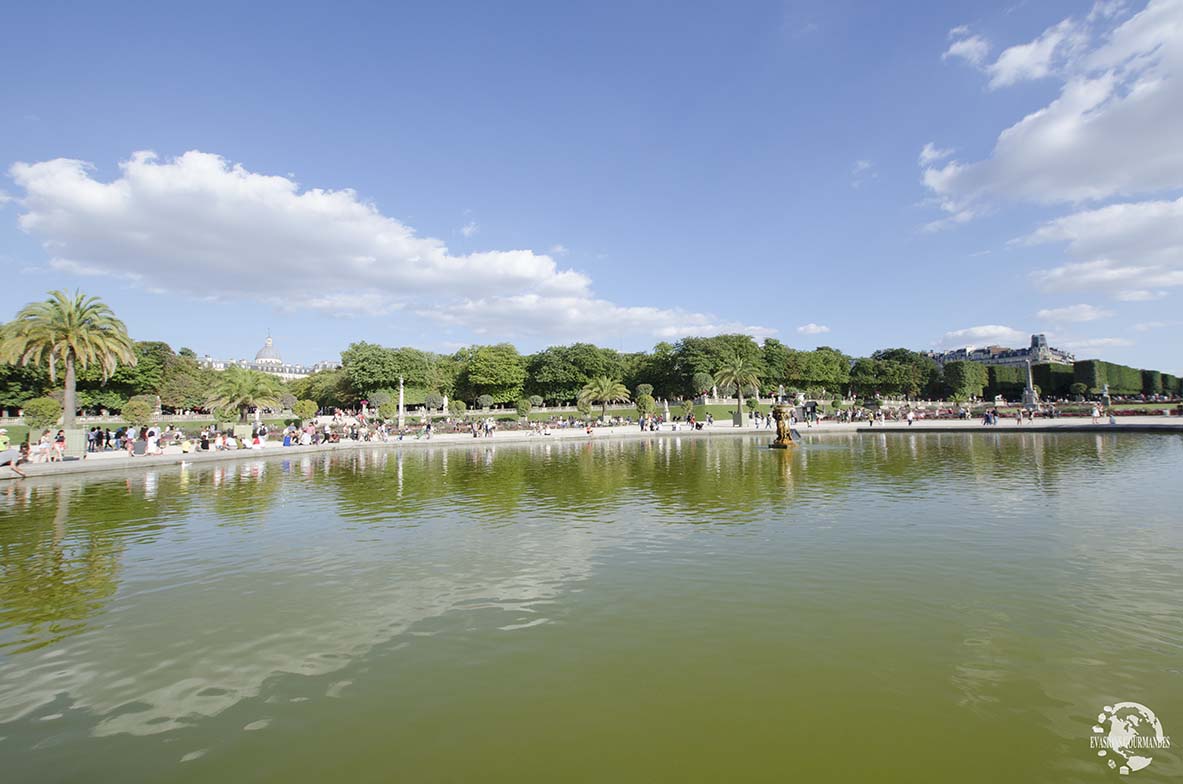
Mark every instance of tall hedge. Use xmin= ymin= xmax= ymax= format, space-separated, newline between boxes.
xmin=1141 ymin=370 xmax=1163 ymax=395
xmin=1163 ymin=373 xmax=1181 ymax=396
xmin=1073 ymin=360 xmax=1143 ymax=395
xmin=1032 ymin=363 xmax=1073 ymax=398
xmin=986 ymin=365 xmax=1027 ymax=399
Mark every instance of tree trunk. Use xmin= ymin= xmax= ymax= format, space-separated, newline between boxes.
xmin=63 ymin=355 xmax=77 ymax=429
xmin=601 ymin=402 xmax=608 ymax=421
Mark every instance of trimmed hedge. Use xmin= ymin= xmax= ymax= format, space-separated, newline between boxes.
xmin=1032 ymin=363 xmax=1074 ymax=398
xmin=1141 ymin=370 xmax=1163 ymax=396
xmin=986 ymin=365 xmax=1027 ymax=399
xmin=1073 ymin=359 xmax=1143 ymax=395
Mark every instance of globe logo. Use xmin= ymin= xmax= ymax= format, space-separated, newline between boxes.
xmin=1090 ymin=702 xmax=1172 ymax=775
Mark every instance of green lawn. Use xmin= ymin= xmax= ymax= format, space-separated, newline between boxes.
xmin=3 ymin=418 xmax=294 ymax=446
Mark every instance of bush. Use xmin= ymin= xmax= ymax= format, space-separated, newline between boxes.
xmin=122 ymin=395 xmax=157 ymax=428
xmin=692 ymin=372 xmax=714 ymax=395
xmin=635 ymin=393 xmax=656 ymax=417
xmin=424 ymin=392 xmax=445 ymax=411
xmin=635 ymin=384 xmax=654 ymax=398
xmin=576 ymin=398 xmax=592 ymax=418
xmin=293 ymin=399 xmax=318 ymax=421
xmin=515 ymin=398 xmax=531 ymax=417
xmin=22 ymin=396 xmax=62 ymax=431
xmin=379 ymin=400 xmax=400 ymax=421
xmin=528 ymin=394 xmax=544 ymax=408
xmin=368 ymin=389 xmax=394 ymax=408
xmin=448 ymin=399 xmax=467 ymax=416
xmin=477 ymin=394 xmax=494 ymax=409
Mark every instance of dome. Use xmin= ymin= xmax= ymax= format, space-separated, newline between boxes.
xmin=254 ymin=336 xmax=282 ymax=364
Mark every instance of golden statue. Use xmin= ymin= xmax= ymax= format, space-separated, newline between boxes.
xmin=770 ymin=404 xmax=797 ymax=449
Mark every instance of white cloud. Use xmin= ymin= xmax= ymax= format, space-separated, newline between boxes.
xmin=943 ymin=30 xmax=991 ymax=66
xmin=1035 ymin=303 xmax=1113 ymax=322
xmin=1116 ymin=288 xmax=1168 ymax=300
xmin=419 ymin=295 xmax=776 ymax=341
xmin=7 ymin=150 xmax=772 ymax=341
xmin=918 ymin=143 xmax=954 ymax=166
xmin=851 ymin=159 xmax=876 ymax=188
xmin=1026 ymin=196 xmax=1183 ymax=291
xmin=1059 ymin=336 xmax=1134 ymax=349
xmin=1132 ymin=319 xmax=1180 ymax=330
xmin=986 ymin=18 xmax=1086 ymax=88
xmin=549 ymin=243 xmax=568 ymax=256
xmin=796 ymin=323 xmax=831 ymax=335
xmin=460 ymin=220 xmax=479 ymax=237
xmin=939 ymin=324 xmax=1028 ymax=348
xmin=925 ymin=0 xmax=1183 ymax=217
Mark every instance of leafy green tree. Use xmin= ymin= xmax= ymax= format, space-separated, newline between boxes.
xmin=448 ymin=399 xmax=467 ymax=417
xmin=675 ymin=334 xmax=765 ymax=394
xmin=761 ymin=338 xmax=792 ymax=387
xmin=477 ymin=394 xmax=495 ymax=409
xmin=290 ymin=368 xmax=355 ymax=409
xmin=634 ymin=383 xmax=653 ymax=398
xmin=578 ymin=376 xmax=630 ymax=421
xmin=871 ymin=348 xmax=940 ymax=398
xmin=157 ymin=354 xmax=214 ymax=412
xmin=0 ymin=290 xmax=137 ymax=428
xmin=205 ymin=367 xmax=282 ymax=422
xmin=692 ymin=372 xmax=714 ymax=395
xmin=292 ymin=399 xmax=318 ymax=421
xmin=943 ymin=361 xmax=988 ymax=400
xmin=424 ymin=391 xmax=445 ymax=411
xmin=121 ymin=395 xmax=157 ymax=428
xmin=635 ymin=393 xmax=656 ymax=417
xmin=279 ymin=392 xmax=297 ymax=410
xmin=379 ymin=400 xmax=400 ymax=421
xmin=457 ymin=344 xmax=527 ymax=404
xmin=0 ymin=362 xmax=49 ymax=412
xmin=515 ymin=398 xmax=532 ymax=417
xmin=1069 ymin=382 xmax=1088 ymax=400
xmin=576 ymin=398 xmax=592 ymax=418
xmin=340 ymin=342 xmax=400 ymax=394
xmin=525 ymin=343 xmax=621 ymax=403
xmin=103 ymin=341 xmax=173 ymax=398
xmin=22 ymin=396 xmax=62 ymax=431
xmin=714 ymin=353 xmax=761 ymax=424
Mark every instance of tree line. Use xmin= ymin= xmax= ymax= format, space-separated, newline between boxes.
xmin=3 ymin=291 xmax=1178 ymax=428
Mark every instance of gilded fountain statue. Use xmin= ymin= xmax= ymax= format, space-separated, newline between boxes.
xmin=770 ymin=402 xmax=797 ymax=449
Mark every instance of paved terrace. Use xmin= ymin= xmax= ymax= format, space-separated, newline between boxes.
xmin=4 ymin=416 xmax=1181 ymax=482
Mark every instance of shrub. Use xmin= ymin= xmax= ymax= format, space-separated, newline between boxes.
xmin=635 ymin=393 xmax=656 ymax=417
xmin=378 ymin=400 xmax=400 ymax=421
xmin=292 ymin=399 xmax=318 ymax=421
xmin=448 ymin=399 xmax=467 ymax=416
xmin=635 ymin=383 xmax=654 ymax=398
xmin=576 ymin=398 xmax=592 ymax=418
xmin=22 ymin=396 xmax=62 ymax=431
xmin=424 ymin=392 xmax=444 ymax=411
xmin=528 ymin=394 xmax=544 ymax=408
xmin=515 ymin=398 xmax=531 ymax=417
xmin=121 ymin=395 xmax=157 ymax=428
xmin=477 ymin=394 xmax=494 ymax=409
xmin=692 ymin=372 xmax=714 ymax=395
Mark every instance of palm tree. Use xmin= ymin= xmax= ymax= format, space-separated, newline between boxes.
xmin=578 ymin=376 xmax=630 ymax=421
xmin=0 ymin=290 xmax=137 ymax=428
xmin=714 ymin=353 xmax=760 ymax=426
xmin=205 ymin=366 xmax=283 ymax=422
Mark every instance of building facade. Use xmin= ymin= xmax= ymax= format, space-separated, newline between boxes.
xmin=925 ymin=334 xmax=1074 ymax=368
xmin=199 ymin=336 xmax=339 ymax=380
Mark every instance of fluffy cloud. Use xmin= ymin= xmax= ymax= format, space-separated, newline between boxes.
xmin=986 ymin=18 xmax=1086 ymax=89
xmin=1133 ymin=319 xmax=1180 ymax=330
xmin=943 ymin=29 xmax=990 ymax=66
xmin=939 ymin=324 xmax=1028 ymax=347
xmin=918 ymin=143 xmax=954 ymax=166
xmin=925 ymin=0 xmax=1183 ymax=216
xmin=7 ymin=150 xmax=772 ymax=341
xmin=1035 ymin=303 xmax=1113 ymax=322
xmin=1059 ymin=336 xmax=1134 ymax=349
xmin=1115 ymin=289 xmax=1168 ymax=300
xmin=420 ymin=295 xmax=776 ymax=341
xmin=1025 ymin=196 xmax=1183 ymax=291
xmin=795 ymin=323 xmax=831 ymax=335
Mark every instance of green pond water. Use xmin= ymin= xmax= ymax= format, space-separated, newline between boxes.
xmin=0 ymin=433 xmax=1180 ymax=782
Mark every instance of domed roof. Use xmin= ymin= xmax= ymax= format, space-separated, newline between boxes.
xmin=254 ymin=336 xmax=282 ymax=364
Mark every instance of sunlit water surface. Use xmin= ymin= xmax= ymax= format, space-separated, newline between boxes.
xmin=1 ymin=433 xmax=1180 ymax=782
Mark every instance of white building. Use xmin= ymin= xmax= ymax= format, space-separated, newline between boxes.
xmin=925 ymin=334 xmax=1074 ymax=369
xmin=200 ymin=335 xmax=338 ymax=380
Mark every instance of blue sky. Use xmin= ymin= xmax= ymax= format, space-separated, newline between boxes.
xmin=2 ymin=0 xmax=1180 ymax=372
